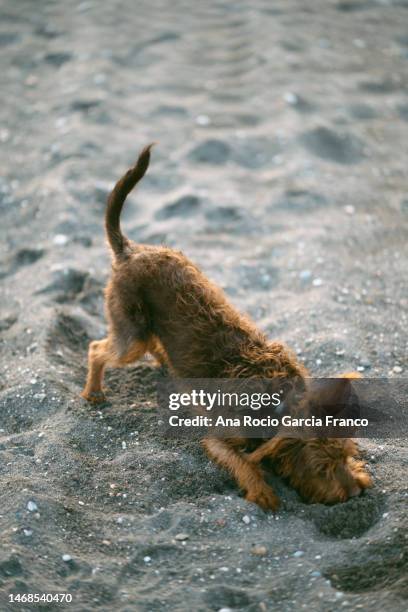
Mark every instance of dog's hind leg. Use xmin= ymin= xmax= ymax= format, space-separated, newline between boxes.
xmin=202 ymin=437 xmax=280 ymax=511
xmin=81 ymin=335 xmax=148 ymax=403
xmin=81 ymin=338 xmax=111 ymax=402
xmin=82 ymin=288 xmax=151 ymax=402
xmin=147 ymin=336 xmax=168 ymax=367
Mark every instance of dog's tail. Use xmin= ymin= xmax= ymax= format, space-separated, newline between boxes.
xmin=105 ymin=143 xmax=154 ymax=258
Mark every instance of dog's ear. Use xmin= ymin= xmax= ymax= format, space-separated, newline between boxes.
xmin=306 ymin=376 xmax=359 ymax=417
xmin=338 ymin=371 xmax=363 ymax=380
xmin=318 ymin=378 xmax=350 ymax=407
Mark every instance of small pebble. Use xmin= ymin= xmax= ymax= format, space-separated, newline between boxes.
xmin=393 ymin=366 xmax=403 ymax=374
xmin=344 ymin=205 xmax=355 ymax=215
xmin=143 ymin=556 xmax=152 ymax=563
xmin=93 ymin=73 xmax=107 ymax=85
xmin=25 ymin=74 xmax=38 ymax=87
xmin=242 ymin=515 xmax=251 ymax=525
xmin=62 ymin=554 xmax=72 ymax=562
xmin=251 ymin=545 xmax=267 ymax=556
xmin=0 ymin=128 xmax=10 ymax=143
xmin=284 ymin=92 xmax=298 ymax=105
xmin=53 ymin=234 xmax=69 ymax=246
xmin=299 ymin=269 xmax=312 ymax=281
xmin=121 ymin=441 xmax=127 ymax=450
xmin=27 ymin=501 xmax=38 ymax=512
xmin=34 ymin=393 xmax=46 ymax=402
xmin=313 ymin=278 xmax=323 ymax=287
xmin=175 ymin=533 xmax=189 ymax=541
xmin=293 ymin=550 xmax=304 ymax=558
xmin=196 ymin=114 xmax=210 ymax=126
xmin=23 ymin=529 xmax=33 ymax=537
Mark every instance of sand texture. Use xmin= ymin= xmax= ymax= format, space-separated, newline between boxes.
xmin=0 ymin=0 xmax=407 ymax=610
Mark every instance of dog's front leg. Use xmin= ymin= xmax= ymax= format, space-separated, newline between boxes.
xmin=201 ymin=437 xmax=280 ymax=511
xmin=246 ymin=437 xmax=282 ymax=464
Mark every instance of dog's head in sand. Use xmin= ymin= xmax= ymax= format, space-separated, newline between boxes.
xmin=250 ymin=375 xmax=373 ymax=504
xmin=269 ymin=437 xmax=372 ymax=504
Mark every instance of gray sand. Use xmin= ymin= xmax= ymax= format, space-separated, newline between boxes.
xmin=0 ymin=0 xmax=407 ymax=610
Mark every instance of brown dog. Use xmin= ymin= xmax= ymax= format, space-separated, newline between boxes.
xmin=81 ymin=145 xmax=372 ymax=510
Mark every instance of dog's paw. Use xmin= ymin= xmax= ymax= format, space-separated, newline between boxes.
xmin=80 ymin=390 xmax=106 ymax=404
xmin=354 ymin=469 xmax=373 ymax=490
xmin=245 ymin=485 xmax=280 ymax=511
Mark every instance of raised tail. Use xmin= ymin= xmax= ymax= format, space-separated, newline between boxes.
xmin=105 ymin=143 xmax=154 ymax=258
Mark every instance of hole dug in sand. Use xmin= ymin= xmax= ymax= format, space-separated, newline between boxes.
xmin=309 ymin=491 xmax=384 ymax=539
xmin=323 ymin=531 xmax=408 ymax=598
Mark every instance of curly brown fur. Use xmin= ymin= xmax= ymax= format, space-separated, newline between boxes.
xmin=248 ymin=436 xmax=372 ymax=504
xmin=81 ymin=145 xmax=372 ymax=509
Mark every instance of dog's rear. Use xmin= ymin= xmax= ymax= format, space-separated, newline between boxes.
xmin=81 ymin=144 xmax=161 ymax=402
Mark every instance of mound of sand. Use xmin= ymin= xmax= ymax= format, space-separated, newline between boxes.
xmin=0 ymin=0 xmax=407 ymax=610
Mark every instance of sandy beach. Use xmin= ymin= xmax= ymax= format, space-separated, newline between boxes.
xmin=0 ymin=0 xmax=407 ymax=610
